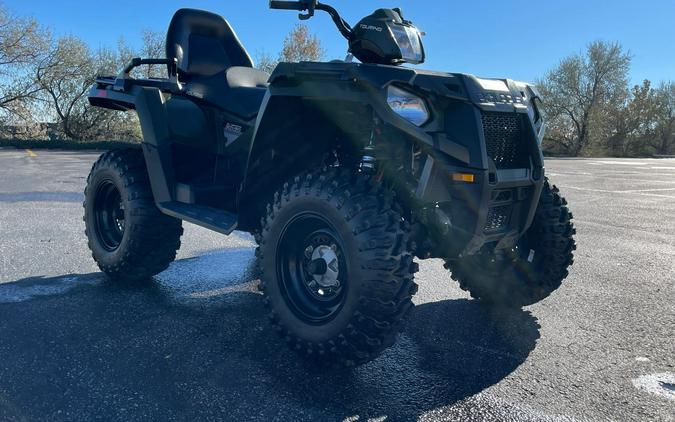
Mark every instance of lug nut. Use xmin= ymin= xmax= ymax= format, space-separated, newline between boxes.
xmin=304 ymin=245 xmax=314 ymax=259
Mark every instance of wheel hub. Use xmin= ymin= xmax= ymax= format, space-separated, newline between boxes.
xmin=113 ymin=204 xmax=125 ymax=232
xmin=276 ymin=213 xmax=348 ymax=324
xmin=309 ymin=245 xmax=340 ymax=288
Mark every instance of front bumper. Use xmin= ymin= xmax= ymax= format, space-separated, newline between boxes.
xmin=418 ymin=157 xmax=543 ymax=257
xmin=415 ymin=77 xmax=545 ymax=257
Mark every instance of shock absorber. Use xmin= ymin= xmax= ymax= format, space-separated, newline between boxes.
xmin=360 ymin=117 xmax=380 ymax=173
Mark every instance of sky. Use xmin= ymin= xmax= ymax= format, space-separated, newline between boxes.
xmin=5 ymin=0 xmax=675 ymax=85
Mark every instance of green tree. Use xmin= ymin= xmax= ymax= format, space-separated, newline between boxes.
xmin=652 ymin=82 xmax=675 ymax=155
xmin=538 ymin=41 xmax=631 ymax=156
xmin=606 ymin=80 xmax=658 ymax=157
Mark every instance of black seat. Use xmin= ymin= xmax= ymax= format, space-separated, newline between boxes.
xmin=166 ymin=8 xmax=269 ymax=119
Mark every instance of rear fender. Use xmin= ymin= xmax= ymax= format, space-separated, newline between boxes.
xmin=89 ymin=84 xmax=176 ymax=204
xmin=89 ymin=85 xmax=136 ymax=111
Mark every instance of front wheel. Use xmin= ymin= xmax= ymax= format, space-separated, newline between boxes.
xmin=447 ymin=178 xmax=576 ymax=307
xmin=258 ymin=169 xmax=418 ymax=367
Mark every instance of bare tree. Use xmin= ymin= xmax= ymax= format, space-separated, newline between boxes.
xmin=0 ymin=5 xmax=50 ymax=120
xmin=256 ymin=24 xmax=324 ymax=74
xmin=139 ymin=29 xmax=165 ymax=78
xmin=115 ymin=37 xmax=136 ymax=74
xmin=34 ymin=32 xmax=147 ymax=141
xmin=281 ymin=24 xmax=324 ymax=62
xmin=538 ymin=41 xmax=631 ymax=156
xmin=256 ymin=51 xmax=279 ymax=74
xmin=35 ymin=36 xmax=95 ymax=139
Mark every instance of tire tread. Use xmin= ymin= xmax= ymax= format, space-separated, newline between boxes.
xmin=84 ymin=149 xmax=183 ymax=282
xmin=259 ymin=168 xmax=418 ymax=367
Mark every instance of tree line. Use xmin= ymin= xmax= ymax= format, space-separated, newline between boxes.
xmin=0 ymin=5 xmax=672 ymax=157
xmin=538 ymin=41 xmax=675 ymax=157
xmin=0 ymin=6 xmax=171 ymax=141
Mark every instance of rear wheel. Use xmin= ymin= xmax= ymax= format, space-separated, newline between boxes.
xmin=258 ymin=169 xmax=418 ymax=367
xmin=447 ymin=178 xmax=576 ymax=307
xmin=84 ymin=149 xmax=183 ymax=282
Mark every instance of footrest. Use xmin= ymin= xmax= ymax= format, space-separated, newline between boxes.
xmin=158 ymin=202 xmax=237 ymax=235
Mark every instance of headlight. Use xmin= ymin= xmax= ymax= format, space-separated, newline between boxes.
xmin=390 ymin=25 xmax=424 ymax=64
xmin=387 ymin=86 xmax=430 ymax=126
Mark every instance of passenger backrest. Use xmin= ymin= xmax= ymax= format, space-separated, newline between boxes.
xmin=166 ymin=8 xmax=253 ymax=78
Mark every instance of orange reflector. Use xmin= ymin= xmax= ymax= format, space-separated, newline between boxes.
xmin=452 ymin=173 xmax=475 ymax=183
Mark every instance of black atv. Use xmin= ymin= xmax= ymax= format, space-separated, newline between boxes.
xmin=85 ymin=0 xmax=576 ymax=367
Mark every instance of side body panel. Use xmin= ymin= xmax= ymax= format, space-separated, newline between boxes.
xmin=243 ymin=62 xmax=545 ymax=256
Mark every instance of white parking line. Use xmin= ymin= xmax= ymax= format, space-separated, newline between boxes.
xmin=632 ymin=373 xmax=675 ymax=402
xmin=621 ymin=188 xmax=675 ymax=193
xmin=547 ymin=172 xmax=593 ymax=176
xmin=560 ymin=185 xmax=675 ymax=199
xmin=589 ymin=161 xmax=649 ymax=166
xmin=573 ymin=177 xmax=674 ymax=184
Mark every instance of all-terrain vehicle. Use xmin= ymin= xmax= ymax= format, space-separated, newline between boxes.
xmin=85 ymin=1 xmax=576 ymax=366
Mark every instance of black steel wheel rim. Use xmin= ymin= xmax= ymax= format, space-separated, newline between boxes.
xmin=276 ymin=212 xmax=348 ymax=325
xmin=93 ymin=179 xmax=125 ymax=252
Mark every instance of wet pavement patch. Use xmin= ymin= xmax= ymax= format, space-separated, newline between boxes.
xmin=632 ymin=373 xmax=675 ymax=402
xmin=0 ymin=274 xmax=102 ymax=303
xmin=0 ymin=248 xmax=259 ymax=306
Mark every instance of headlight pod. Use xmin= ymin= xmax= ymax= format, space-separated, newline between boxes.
xmin=387 ymin=86 xmax=430 ymax=126
xmin=390 ymin=25 xmax=424 ymax=64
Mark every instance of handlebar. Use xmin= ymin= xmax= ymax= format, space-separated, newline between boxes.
xmin=269 ymin=1 xmax=306 ymax=11
xmin=269 ymin=0 xmax=353 ymax=41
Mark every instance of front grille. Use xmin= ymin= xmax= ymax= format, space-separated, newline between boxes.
xmin=484 ymin=205 xmax=511 ymax=233
xmin=481 ymin=112 xmax=528 ymax=169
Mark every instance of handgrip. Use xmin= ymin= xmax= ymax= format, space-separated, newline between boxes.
xmin=269 ymin=1 xmax=305 ymax=10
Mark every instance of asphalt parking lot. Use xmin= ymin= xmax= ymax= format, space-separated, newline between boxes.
xmin=0 ymin=148 xmax=673 ymax=421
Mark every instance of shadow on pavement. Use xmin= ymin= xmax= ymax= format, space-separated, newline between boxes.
xmin=0 ymin=248 xmax=540 ymax=421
